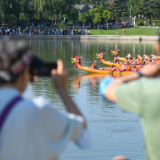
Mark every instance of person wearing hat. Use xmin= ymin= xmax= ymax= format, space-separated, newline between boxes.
xmin=0 ymin=38 xmax=92 ymax=160
xmin=120 ymin=61 xmax=130 ymax=72
xmin=91 ymin=61 xmax=99 ymax=69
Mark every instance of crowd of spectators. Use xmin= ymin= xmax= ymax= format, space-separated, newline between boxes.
xmin=0 ymin=26 xmax=90 ymax=36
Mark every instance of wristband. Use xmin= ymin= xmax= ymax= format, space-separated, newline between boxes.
xmin=100 ymin=76 xmax=114 ymax=103
xmin=135 ymin=70 xmax=144 ymax=77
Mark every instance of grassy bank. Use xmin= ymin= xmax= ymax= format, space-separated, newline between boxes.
xmin=89 ymin=28 xmax=159 ymax=36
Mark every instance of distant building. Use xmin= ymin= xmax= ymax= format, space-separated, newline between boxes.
xmin=74 ymin=4 xmax=94 ymax=15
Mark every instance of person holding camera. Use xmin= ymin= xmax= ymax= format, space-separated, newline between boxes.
xmin=0 ymin=38 xmax=92 ymax=160
xmin=100 ymin=42 xmax=160 ymax=160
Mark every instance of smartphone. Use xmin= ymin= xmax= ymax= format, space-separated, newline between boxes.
xmin=30 ymin=62 xmax=57 ymax=76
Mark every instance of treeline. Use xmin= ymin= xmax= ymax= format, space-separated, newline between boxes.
xmin=0 ymin=0 xmax=160 ymax=27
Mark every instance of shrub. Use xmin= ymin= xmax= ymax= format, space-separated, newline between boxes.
xmin=152 ymin=20 xmax=160 ymax=26
xmin=136 ymin=21 xmax=144 ymax=26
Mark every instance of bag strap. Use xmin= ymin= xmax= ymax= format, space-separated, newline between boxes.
xmin=0 ymin=96 xmax=22 ymax=131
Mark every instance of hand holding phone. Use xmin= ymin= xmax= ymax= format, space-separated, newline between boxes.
xmin=51 ymin=59 xmax=68 ymax=90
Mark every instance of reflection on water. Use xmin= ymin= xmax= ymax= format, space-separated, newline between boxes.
xmin=72 ymin=74 xmax=107 ymax=90
xmin=23 ymin=39 xmax=153 ymax=160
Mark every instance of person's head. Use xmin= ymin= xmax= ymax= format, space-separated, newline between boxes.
xmin=0 ymin=37 xmax=42 ymax=93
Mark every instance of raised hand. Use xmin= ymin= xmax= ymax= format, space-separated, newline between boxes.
xmin=51 ymin=59 xmax=68 ymax=90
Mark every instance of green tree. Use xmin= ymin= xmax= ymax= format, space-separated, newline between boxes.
xmin=88 ymin=7 xmax=101 ymax=28
xmin=137 ymin=0 xmax=160 ymax=20
xmin=68 ymin=8 xmax=79 ymax=29
xmin=102 ymin=10 xmax=112 ymax=29
xmin=78 ymin=13 xmax=87 ymax=30
xmin=93 ymin=12 xmax=102 ymax=29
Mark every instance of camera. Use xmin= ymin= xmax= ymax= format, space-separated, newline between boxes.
xmin=30 ymin=62 xmax=57 ymax=77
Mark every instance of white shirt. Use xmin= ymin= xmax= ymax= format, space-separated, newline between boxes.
xmin=0 ymin=88 xmax=83 ymax=160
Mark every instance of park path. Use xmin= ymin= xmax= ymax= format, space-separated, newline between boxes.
xmin=0 ymin=35 xmax=158 ymax=41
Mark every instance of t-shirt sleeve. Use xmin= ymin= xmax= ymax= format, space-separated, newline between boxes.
xmin=115 ymin=78 xmax=143 ymax=114
xmin=33 ymin=98 xmax=83 ymax=155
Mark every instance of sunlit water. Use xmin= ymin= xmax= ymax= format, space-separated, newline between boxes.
xmin=23 ymin=39 xmax=156 ymax=160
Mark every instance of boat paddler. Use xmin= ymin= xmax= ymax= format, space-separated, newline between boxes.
xmin=137 ymin=55 xmax=143 ymax=60
xmin=144 ymin=55 xmax=150 ymax=60
xmin=91 ymin=61 xmax=99 ymax=69
xmin=127 ymin=52 xmax=132 ymax=59
xmin=128 ymin=58 xmax=132 ymax=64
xmin=111 ymin=65 xmax=119 ymax=72
xmin=144 ymin=57 xmax=148 ymax=64
xmin=114 ymin=55 xmax=119 ymax=63
xmin=151 ymin=54 xmax=158 ymax=60
xmin=136 ymin=57 xmax=141 ymax=65
xmin=133 ymin=60 xmax=137 ymax=65
xmin=141 ymin=61 xmax=146 ymax=68
xmin=120 ymin=61 xmax=130 ymax=71
xmin=152 ymin=58 xmax=157 ymax=65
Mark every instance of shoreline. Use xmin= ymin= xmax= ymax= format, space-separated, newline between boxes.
xmin=0 ymin=35 xmax=158 ymax=41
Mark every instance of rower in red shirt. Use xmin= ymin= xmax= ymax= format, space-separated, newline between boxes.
xmin=91 ymin=61 xmax=99 ymax=69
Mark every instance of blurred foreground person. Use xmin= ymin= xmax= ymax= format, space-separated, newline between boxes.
xmin=100 ymin=43 xmax=160 ymax=160
xmin=0 ymin=38 xmax=92 ymax=160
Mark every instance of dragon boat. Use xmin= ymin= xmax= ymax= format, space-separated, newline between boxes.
xmin=96 ymin=53 xmax=142 ymax=70
xmin=72 ymin=55 xmax=134 ymax=76
xmin=111 ymin=50 xmax=160 ymax=64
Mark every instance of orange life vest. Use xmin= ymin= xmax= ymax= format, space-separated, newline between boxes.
xmin=129 ymin=59 xmax=132 ymax=64
xmin=138 ymin=55 xmax=142 ymax=60
xmin=115 ymin=66 xmax=119 ymax=71
xmin=152 ymin=61 xmax=156 ymax=65
xmin=153 ymin=56 xmax=158 ymax=60
xmin=125 ymin=65 xmax=130 ymax=71
xmin=137 ymin=59 xmax=141 ymax=64
xmin=92 ymin=63 xmax=96 ymax=69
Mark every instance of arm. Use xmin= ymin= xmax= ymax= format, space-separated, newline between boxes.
xmin=51 ymin=60 xmax=87 ymax=129
xmin=104 ymin=64 xmax=160 ymax=103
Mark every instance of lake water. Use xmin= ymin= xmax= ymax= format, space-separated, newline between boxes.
xmin=23 ymin=39 xmax=156 ymax=160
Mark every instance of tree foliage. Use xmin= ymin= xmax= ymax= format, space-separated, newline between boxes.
xmin=1 ymin=0 xmax=160 ymax=27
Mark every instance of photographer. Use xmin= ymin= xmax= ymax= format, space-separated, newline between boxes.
xmin=0 ymin=38 xmax=90 ymax=160
xmin=100 ymin=42 xmax=160 ymax=160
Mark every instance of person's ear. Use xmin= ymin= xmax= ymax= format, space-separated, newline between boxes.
xmin=20 ymin=67 xmax=30 ymax=81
